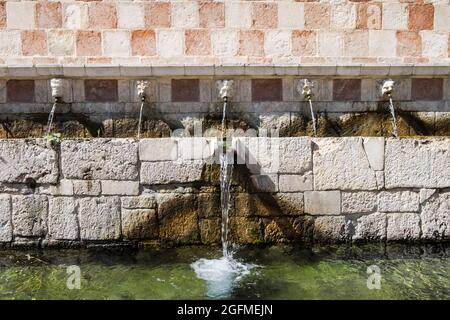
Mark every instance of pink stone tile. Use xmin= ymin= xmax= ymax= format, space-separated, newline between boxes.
xmin=21 ymin=31 xmax=47 ymax=56
xmin=132 ymin=29 xmax=156 ymax=56
xmin=0 ymin=2 xmax=6 ymax=29
xmin=304 ymin=3 xmax=330 ymax=29
xmin=76 ymin=31 xmax=102 ymax=56
xmin=251 ymin=3 xmax=277 ymax=29
xmin=7 ymin=80 xmax=35 ymax=103
xmin=36 ymin=1 xmax=62 ymax=28
xmin=199 ymin=2 xmax=224 ymax=28
xmin=252 ymin=79 xmax=282 ymax=102
xmin=85 ymin=80 xmax=118 ymax=102
xmin=88 ymin=3 xmax=117 ymax=29
xmin=172 ymin=79 xmax=200 ymax=102
xmin=408 ymin=4 xmax=434 ymax=30
xmin=238 ymin=30 xmax=264 ymax=56
xmin=145 ymin=2 xmax=171 ymax=28
xmin=344 ymin=30 xmax=369 ymax=57
xmin=412 ymin=78 xmax=443 ymax=101
xmin=356 ymin=3 xmax=381 ymax=30
xmin=396 ymin=31 xmax=421 ymax=57
xmin=292 ymin=30 xmax=317 ymax=56
xmin=333 ymin=79 xmax=361 ymax=101
xmin=185 ymin=29 xmax=211 ymax=56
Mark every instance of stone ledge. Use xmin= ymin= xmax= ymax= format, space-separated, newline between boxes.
xmin=1 ymin=64 xmax=450 ymax=79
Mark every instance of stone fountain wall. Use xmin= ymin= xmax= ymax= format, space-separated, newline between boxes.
xmin=0 ymin=137 xmax=449 ymax=247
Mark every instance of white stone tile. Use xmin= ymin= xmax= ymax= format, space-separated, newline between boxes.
xmin=421 ymin=31 xmax=448 ymax=58
xmin=225 ymin=2 xmax=251 ymax=29
xmin=48 ymin=30 xmax=75 ymax=56
xmin=369 ymin=30 xmax=396 ymax=57
xmin=157 ymin=30 xmax=183 ymax=58
xmin=212 ymin=30 xmax=238 ymax=56
xmin=434 ymin=4 xmax=450 ymax=32
xmin=117 ymin=3 xmax=145 ymax=29
xmin=331 ymin=4 xmax=356 ymax=29
xmin=0 ymin=31 xmax=21 ymax=56
xmin=318 ymin=32 xmax=343 ymax=57
xmin=278 ymin=3 xmax=304 ymax=29
xmin=6 ymin=2 xmax=35 ymax=29
xmin=63 ymin=3 xmax=88 ymax=29
xmin=264 ymin=31 xmax=291 ymax=57
xmin=172 ymin=1 xmax=199 ymax=28
xmin=103 ymin=30 xmax=131 ymax=57
xmin=382 ymin=3 xmax=408 ymax=30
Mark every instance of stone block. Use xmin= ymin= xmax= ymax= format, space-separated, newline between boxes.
xmin=178 ymin=138 xmax=216 ymax=161
xmin=6 ymin=80 xmax=35 ymax=103
xmin=420 ymin=191 xmax=450 ymax=240
xmin=313 ymin=138 xmax=378 ymax=190
xmin=84 ymin=79 xmax=118 ymax=102
xmin=342 ymin=191 xmax=377 ymax=214
xmin=354 ymin=212 xmax=386 ymax=241
xmin=122 ymin=195 xmax=156 ymax=210
xmin=274 ymin=192 xmax=304 ymax=216
xmin=382 ymin=3 xmax=407 ymax=30
xmin=411 ymin=78 xmax=443 ymax=101
xmin=157 ymin=30 xmax=183 ymax=57
xmin=79 ymin=197 xmax=121 ymax=240
xmin=140 ymin=161 xmax=204 ymax=185
xmin=50 ymin=180 xmax=74 ymax=196
xmin=0 ymin=195 xmax=12 ymax=242
xmin=263 ymin=216 xmax=314 ymax=243
xmin=278 ymin=2 xmax=304 ymax=28
xmin=122 ymin=208 xmax=158 ymax=240
xmin=73 ymin=180 xmax=101 ymax=196
xmin=250 ymin=174 xmax=278 ymax=193
xmin=304 ymin=191 xmax=341 ymax=215
xmin=171 ymin=1 xmax=199 ymax=28
xmin=229 ymin=216 xmax=263 ymax=244
xmin=117 ymin=3 xmax=144 ymax=29
xmin=0 ymin=139 xmax=58 ymax=184
xmin=378 ymin=191 xmax=419 ymax=213
xmin=199 ymin=218 xmax=221 ymax=244
xmin=279 ymin=174 xmax=313 ymax=192
xmin=6 ymin=2 xmax=35 ymax=29
xmin=101 ymin=181 xmax=139 ymax=196
xmin=387 ymin=212 xmax=421 ymax=241
xmin=103 ymin=30 xmax=131 ymax=57
xmin=385 ymin=139 xmax=450 ymax=188
xmin=313 ymin=216 xmax=352 ymax=243
xmin=252 ymin=79 xmax=282 ymax=102
xmin=61 ymin=139 xmax=138 ymax=180
xmin=48 ymin=30 xmax=75 ymax=56
xmin=12 ymin=195 xmax=48 ymax=237
xmin=48 ymin=197 xmax=78 ymax=240
xmin=139 ymin=138 xmax=178 ymax=161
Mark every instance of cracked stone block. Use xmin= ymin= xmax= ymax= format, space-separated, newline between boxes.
xmin=378 ymin=191 xmax=419 ymax=213
xmin=362 ymin=137 xmax=384 ymax=171
xmin=79 ymin=197 xmax=121 ymax=240
xmin=304 ymin=191 xmax=341 ymax=215
xmin=0 ymin=195 xmax=12 ymax=242
xmin=61 ymin=139 xmax=138 ymax=180
xmin=0 ymin=139 xmax=58 ymax=184
xmin=385 ymin=138 xmax=450 ymax=188
xmin=313 ymin=138 xmax=378 ymax=190
xmin=12 ymin=195 xmax=48 ymax=237
xmin=140 ymin=160 xmax=204 ymax=185
xmin=48 ymin=197 xmax=78 ymax=240
xmin=313 ymin=216 xmax=352 ymax=243
xmin=421 ymin=192 xmax=450 ymax=240
xmin=387 ymin=212 xmax=421 ymax=241
xmin=354 ymin=212 xmax=386 ymax=241
xmin=342 ymin=191 xmax=378 ymax=214
xmin=122 ymin=208 xmax=158 ymax=240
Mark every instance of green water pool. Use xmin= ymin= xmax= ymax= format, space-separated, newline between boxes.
xmin=0 ymin=244 xmax=448 ymax=300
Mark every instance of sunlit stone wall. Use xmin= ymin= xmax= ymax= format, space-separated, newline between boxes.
xmin=0 ymin=137 xmax=449 ymax=247
xmin=0 ymin=1 xmax=448 ymax=65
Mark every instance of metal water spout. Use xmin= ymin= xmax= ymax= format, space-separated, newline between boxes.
xmin=298 ymin=79 xmax=317 ymax=136
xmin=381 ymin=79 xmax=398 ymax=138
xmin=136 ymin=80 xmax=150 ymax=139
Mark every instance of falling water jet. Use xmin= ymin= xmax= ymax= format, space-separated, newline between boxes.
xmin=299 ymin=79 xmax=317 ymax=136
xmin=136 ymin=80 xmax=150 ymax=139
xmin=382 ymin=79 xmax=398 ymax=138
xmin=46 ymin=78 xmax=64 ymax=136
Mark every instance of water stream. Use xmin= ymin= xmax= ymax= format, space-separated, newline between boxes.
xmin=137 ymin=99 xmax=145 ymax=139
xmin=308 ymin=99 xmax=317 ymax=136
xmin=388 ymin=96 xmax=398 ymax=138
xmin=45 ymin=101 xmax=57 ymax=136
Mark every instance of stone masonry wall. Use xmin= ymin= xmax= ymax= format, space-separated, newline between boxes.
xmin=0 ymin=1 xmax=449 ymax=65
xmin=0 ymin=137 xmax=449 ymax=247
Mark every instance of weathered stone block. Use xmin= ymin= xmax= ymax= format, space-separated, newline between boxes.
xmin=122 ymin=195 xmax=156 ymax=209
xmin=12 ymin=195 xmax=48 ymax=237
xmin=342 ymin=191 xmax=377 ymax=214
xmin=313 ymin=216 xmax=352 ymax=243
xmin=385 ymin=139 xmax=450 ymax=188
xmin=157 ymin=193 xmax=199 ymax=243
xmin=250 ymin=174 xmax=278 ymax=192
xmin=139 ymin=138 xmax=178 ymax=161
xmin=61 ymin=139 xmax=138 ymax=180
xmin=263 ymin=216 xmax=314 ymax=243
xmin=229 ymin=216 xmax=263 ymax=244
xmin=140 ymin=160 xmax=204 ymax=185
xmin=198 ymin=192 xmax=220 ymax=218
xmin=122 ymin=208 xmax=158 ymax=240
xmin=304 ymin=191 xmax=341 ymax=215
xmin=387 ymin=213 xmax=421 ymax=241
xmin=354 ymin=212 xmax=386 ymax=241
xmin=73 ymin=180 xmax=101 ymax=196
xmin=101 ymin=180 xmax=139 ymax=196
xmin=178 ymin=138 xmax=217 ymax=161
xmin=199 ymin=218 xmax=221 ymax=244
xmin=274 ymin=192 xmax=304 ymax=216
xmin=279 ymin=174 xmax=313 ymax=192
xmin=313 ymin=138 xmax=378 ymax=190
xmin=0 ymin=195 xmax=12 ymax=242
xmin=48 ymin=197 xmax=78 ymax=240
xmin=234 ymin=192 xmax=278 ymax=217
xmin=420 ymin=192 xmax=450 ymax=240
xmin=362 ymin=137 xmax=384 ymax=171
xmin=378 ymin=191 xmax=419 ymax=213
xmin=278 ymin=138 xmax=312 ymax=173
xmin=0 ymin=139 xmax=58 ymax=184
xmin=49 ymin=179 xmax=74 ymax=196
xmin=79 ymin=197 xmax=121 ymax=240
